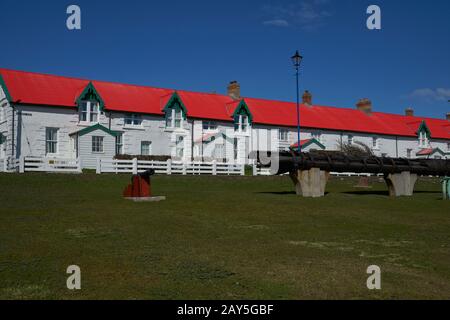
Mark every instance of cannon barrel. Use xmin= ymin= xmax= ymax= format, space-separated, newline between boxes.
xmin=258 ymin=151 xmax=450 ymax=176
xmin=137 ymin=169 xmax=156 ymax=178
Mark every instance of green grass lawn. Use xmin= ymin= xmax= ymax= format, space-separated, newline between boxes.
xmin=0 ymin=173 xmax=449 ymax=300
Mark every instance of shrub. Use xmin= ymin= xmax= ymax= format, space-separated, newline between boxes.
xmin=114 ymin=154 xmax=171 ymax=161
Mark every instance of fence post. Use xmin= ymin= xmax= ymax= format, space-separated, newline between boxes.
xmin=240 ymin=164 xmax=245 ymax=176
xmin=132 ymin=158 xmax=138 ymax=175
xmin=167 ymin=159 xmax=172 ymax=175
xmin=96 ymin=158 xmax=101 ymax=174
xmin=19 ymin=156 xmax=25 ymax=173
xmin=252 ymin=163 xmax=257 ymax=176
xmin=212 ymin=160 xmax=217 ymax=176
xmin=182 ymin=161 xmax=187 ymax=175
xmin=77 ymin=158 xmax=82 ymax=173
xmin=3 ymin=157 xmax=7 ymax=172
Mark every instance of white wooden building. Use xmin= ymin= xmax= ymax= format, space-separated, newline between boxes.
xmin=0 ymin=69 xmax=449 ymax=171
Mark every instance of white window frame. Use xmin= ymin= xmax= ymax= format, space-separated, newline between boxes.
xmin=45 ymin=127 xmax=59 ymax=155
xmin=372 ymin=136 xmax=379 ymax=149
xmin=279 ymin=129 xmax=288 ymax=142
xmin=235 ymin=115 xmax=250 ymax=133
xmin=203 ymin=121 xmax=218 ymax=131
xmin=124 ymin=114 xmax=143 ymax=127
xmin=116 ymin=134 xmax=123 ymax=155
xmin=166 ymin=107 xmax=184 ymax=129
xmin=92 ymin=136 xmax=104 ymax=153
xmin=79 ymin=101 xmax=100 ymax=124
xmin=419 ymin=131 xmax=428 ymax=148
xmin=141 ymin=141 xmax=152 ymax=156
xmin=176 ymin=136 xmax=184 ymax=158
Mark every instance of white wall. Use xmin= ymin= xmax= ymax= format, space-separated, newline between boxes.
xmin=77 ymin=129 xmax=116 ymax=169
xmin=0 ymin=86 xmax=447 ymax=166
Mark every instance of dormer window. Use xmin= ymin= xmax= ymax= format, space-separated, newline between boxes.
xmin=163 ymin=93 xmax=187 ymax=130
xmin=419 ymin=131 xmax=429 ymax=148
xmin=235 ymin=115 xmax=249 ymax=132
xmin=166 ymin=105 xmax=184 ymax=129
xmin=79 ymin=101 xmax=99 ymax=123
xmin=232 ymin=100 xmax=252 ymax=134
xmin=417 ymin=120 xmax=431 ymax=148
xmin=76 ymin=82 xmax=104 ymax=125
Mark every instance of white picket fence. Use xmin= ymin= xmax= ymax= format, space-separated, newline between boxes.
xmin=0 ymin=157 xmax=20 ymax=173
xmin=1 ymin=156 xmax=383 ymax=177
xmin=20 ymin=157 xmax=82 ymax=173
xmin=96 ymin=158 xmax=245 ymax=176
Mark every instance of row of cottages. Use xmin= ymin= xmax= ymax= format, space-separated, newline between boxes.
xmin=0 ymin=68 xmax=449 ymax=169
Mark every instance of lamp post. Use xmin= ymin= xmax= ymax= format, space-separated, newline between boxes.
xmin=291 ymin=50 xmax=303 ymax=153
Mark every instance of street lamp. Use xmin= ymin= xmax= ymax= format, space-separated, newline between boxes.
xmin=291 ymin=50 xmax=303 ymax=153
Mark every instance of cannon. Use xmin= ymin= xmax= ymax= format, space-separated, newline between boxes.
xmin=123 ymin=169 xmax=166 ymax=202
xmin=256 ymin=151 xmax=450 ymax=197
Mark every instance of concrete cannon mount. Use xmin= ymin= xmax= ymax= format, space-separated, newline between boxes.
xmin=384 ymin=171 xmax=418 ymax=197
xmin=289 ymin=169 xmax=418 ymax=198
xmin=289 ymin=168 xmax=330 ymax=198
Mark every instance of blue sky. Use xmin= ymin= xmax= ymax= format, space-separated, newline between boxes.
xmin=0 ymin=0 xmax=449 ymax=119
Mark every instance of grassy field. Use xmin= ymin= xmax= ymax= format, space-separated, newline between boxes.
xmin=0 ymin=172 xmax=449 ymax=300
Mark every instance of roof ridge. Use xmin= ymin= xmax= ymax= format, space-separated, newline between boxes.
xmin=0 ymin=67 xmax=235 ymax=100
xmin=1 ymin=68 xmax=449 ymax=126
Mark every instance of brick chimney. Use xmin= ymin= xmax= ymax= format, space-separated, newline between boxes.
xmin=302 ymin=90 xmax=312 ymax=106
xmin=356 ymin=98 xmax=372 ymax=114
xmin=227 ymin=81 xmax=240 ymax=100
xmin=405 ymin=107 xmax=414 ymax=117
xmin=446 ymin=112 xmax=450 ymax=121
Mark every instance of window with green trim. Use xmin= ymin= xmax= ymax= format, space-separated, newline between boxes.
xmin=419 ymin=131 xmax=429 ymax=148
xmin=235 ymin=114 xmax=250 ymax=133
xmin=79 ymin=101 xmax=99 ymax=123
xmin=166 ymin=103 xmax=184 ymax=129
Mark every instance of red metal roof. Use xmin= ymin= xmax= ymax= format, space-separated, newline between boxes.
xmin=416 ymin=148 xmax=434 ymax=155
xmin=1 ymin=68 xmax=449 ymax=140
xmin=290 ymin=139 xmax=313 ymax=148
